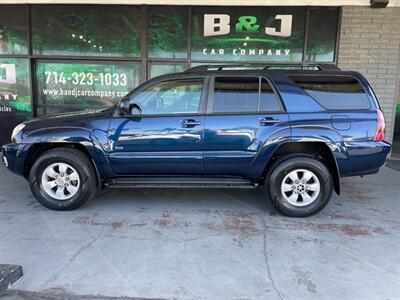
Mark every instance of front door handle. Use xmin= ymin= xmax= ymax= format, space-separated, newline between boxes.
xmin=259 ymin=117 xmax=281 ymax=126
xmin=181 ymin=119 xmax=202 ymax=128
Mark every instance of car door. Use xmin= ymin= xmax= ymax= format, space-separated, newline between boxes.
xmin=108 ymin=76 xmax=207 ymax=175
xmin=203 ymin=75 xmax=290 ymax=178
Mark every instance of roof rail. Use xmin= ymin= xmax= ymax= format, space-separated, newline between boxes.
xmin=186 ymin=63 xmax=340 ymax=72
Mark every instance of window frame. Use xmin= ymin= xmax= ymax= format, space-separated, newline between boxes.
xmin=206 ymin=74 xmax=285 ymax=115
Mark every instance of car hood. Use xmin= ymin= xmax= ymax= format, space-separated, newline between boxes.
xmin=23 ymin=107 xmax=115 ymax=132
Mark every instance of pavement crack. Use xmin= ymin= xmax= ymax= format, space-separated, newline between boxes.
xmin=41 ymin=236 xmax=99 ymax=288
xmin=68 ymin=236 xmax=99 ymax=264
xmin=262 ymin=217 xmax=284 ymax=300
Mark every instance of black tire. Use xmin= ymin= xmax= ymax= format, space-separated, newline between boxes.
xmin=29 ymin=148 xmax=97 ymax=211
xmin=266 ymin=156 xmax=333 ymax=217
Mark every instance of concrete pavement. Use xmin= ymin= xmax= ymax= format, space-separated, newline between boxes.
xmin=0 ymin=164 xmax=399 ymax=300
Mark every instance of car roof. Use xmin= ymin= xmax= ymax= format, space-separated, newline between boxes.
xmin=187 ymin=63 xmax=339 ymax=71
xmin=152 ymin=64 xmax=362 ymax=79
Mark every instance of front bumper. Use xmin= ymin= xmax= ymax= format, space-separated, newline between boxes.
xmin=1 ymin=143 xmax=26 ymax=176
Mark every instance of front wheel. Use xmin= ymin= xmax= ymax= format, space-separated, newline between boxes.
xmin=266 ymin=156 xmax=333 ymax=217
xmin=29 ymin=148 xmax=97 ymax=211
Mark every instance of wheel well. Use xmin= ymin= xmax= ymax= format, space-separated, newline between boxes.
xmin=24 ymin=143 xmax=101 ymax=187
xmin=264 ymin=142 xmax=340 ymax=195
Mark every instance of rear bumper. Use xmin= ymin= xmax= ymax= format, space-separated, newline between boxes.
xmin=1 ymin=143 xmax=27 ymax=176
xmin=338 ymin=141 xmax=391 ymax=177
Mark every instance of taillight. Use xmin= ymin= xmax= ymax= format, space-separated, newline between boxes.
xmin=373 ymin=109 xmax=385 ymax=141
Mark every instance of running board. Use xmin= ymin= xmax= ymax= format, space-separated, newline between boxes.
xmin=104 ymin=177 xmax=258 ymax=189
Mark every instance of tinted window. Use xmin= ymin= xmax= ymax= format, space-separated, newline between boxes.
xmin=213 ymin=77 xmax=281 ymax=113
xmin=305 ymin=7 xmax=339 ymax=62
xmin=260 ymin=78 xmax=282 ymax=112
xmin=0 ymin=5 xmax=28 ymax=55
xmin=289 ymin=75 xmax=371 ymax=110
xmin=31 ymin=5 xmax=141 ymax=57
xmin=213 ymin=77 xmax=258 ymax=113
xmin=130 ymin=79 xmax=203 ymax=115
xmin=149 ymin=63 xmax=187 ymax=79
xmin=148 ymin=6 xmax=188 ymax=59
xmin=0 ymin=58 xmax=31 ymax=121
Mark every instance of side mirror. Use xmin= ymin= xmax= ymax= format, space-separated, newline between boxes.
xmin=129 ymin=103 xmax=142 ymax=116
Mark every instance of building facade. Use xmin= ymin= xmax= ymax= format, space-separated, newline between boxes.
xmin=0 ymin=1 xmax=399 ymax=153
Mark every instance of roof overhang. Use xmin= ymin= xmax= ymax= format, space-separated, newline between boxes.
xmin=0 ymin=0 xmax=399 ymax=6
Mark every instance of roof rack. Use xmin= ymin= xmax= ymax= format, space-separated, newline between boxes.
xmin=186 ymin=63 xmax=340 ymax=72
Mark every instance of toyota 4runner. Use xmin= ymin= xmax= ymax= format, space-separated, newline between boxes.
xmin=1 ymin=64 xmax=391 ymax=217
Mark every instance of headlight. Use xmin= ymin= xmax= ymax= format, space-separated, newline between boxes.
xmin=11 ymin=123 xmax=25 ymax=142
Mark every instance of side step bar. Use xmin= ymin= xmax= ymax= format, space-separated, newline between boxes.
xmin=104 ymin=177 xmax=258 ymax=189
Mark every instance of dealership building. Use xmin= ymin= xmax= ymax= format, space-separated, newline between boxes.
xmin=0 ymin=0 xmax=399 ymax=155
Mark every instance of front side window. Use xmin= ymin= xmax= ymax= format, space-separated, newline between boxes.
xmin=289 ymin=75 xmax=371 ymax=110
xmin=212 ymin=77 xmax=281 ymax=113
xmin=129 ymin=79 xmax=204 ymax=115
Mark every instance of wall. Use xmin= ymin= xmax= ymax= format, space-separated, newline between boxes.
xmin=338 ymin=6 xmax=400 ymax=143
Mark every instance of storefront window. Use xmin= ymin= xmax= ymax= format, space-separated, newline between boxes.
xmin=31 ymin=5 xmax=141 ymax=57
xmin=0 ymin=58 xmax=31 ymax=117
xmin=0 ymin=5 xmax=28 ymax=55
xmin=149 ymin=63 xmax=187 ymax=79
xmin=191 ymin=6 xmax=305 ymax=62
xmin=305 ymin=7 xmax=339 ymax=62
xmin=148 ymin=6 xmax=188 ymax=59
xmin=0 ymin=58 xmax=31 ymax=144
xmin=34 ymin=61 xmax=140 ymax=108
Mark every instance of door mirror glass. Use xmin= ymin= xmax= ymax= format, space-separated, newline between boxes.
xmin=129 ymin=103 xmax=142 ymax=116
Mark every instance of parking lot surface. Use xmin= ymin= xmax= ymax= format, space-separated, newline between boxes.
xmin=0 ymin=164 xmax=399 ymax=300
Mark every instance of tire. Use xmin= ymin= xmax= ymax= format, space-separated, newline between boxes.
xmin=266 ymin=156 xmax=333 ymax=217
xmin=29 ymin=148 xmax=97 ymax=211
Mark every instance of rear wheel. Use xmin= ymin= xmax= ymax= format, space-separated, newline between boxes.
xmin=266 ymin=156 xmax=333 ymax=217
xmin=29 ymin=148 xmax=97 ymax=211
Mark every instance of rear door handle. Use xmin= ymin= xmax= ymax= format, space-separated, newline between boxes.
xmin=259 ymin=117 xmax=281 ymax=126
xmin=181 ymin=119 xmax=202 ymax=128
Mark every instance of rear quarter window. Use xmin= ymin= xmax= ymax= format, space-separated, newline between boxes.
xmin=288 ymin=75 xmax=371 ymax=110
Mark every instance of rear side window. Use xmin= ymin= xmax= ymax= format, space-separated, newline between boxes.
xmin=289 ymin=75 xmax=371 ymax=110
xmin=212 ymin=77 xmax=282 ymax=113
xmin=260 ymin=78 xmax=282 ymax=112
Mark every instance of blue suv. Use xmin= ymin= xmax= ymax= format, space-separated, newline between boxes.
xmin=1 ymin=64 xmax=391 ymax=216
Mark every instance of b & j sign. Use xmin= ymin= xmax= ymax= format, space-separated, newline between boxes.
xmin=191 ymin=7 xmax=306 ymax=62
